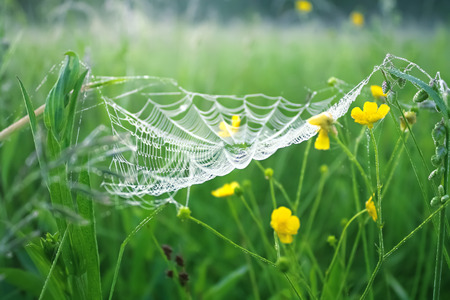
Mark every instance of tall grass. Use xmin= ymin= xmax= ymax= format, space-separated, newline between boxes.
xmin=1 ymin=4 xmax=450 ymax=299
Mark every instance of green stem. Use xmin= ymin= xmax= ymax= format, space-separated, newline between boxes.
xmin=362 ymin=195 xmax=450 ymax=299
xmin=322 ymin=210 xmax=366 ymax=299
xmin=294 ymin=139 xmax=312 ymax=213
xmin=226 ymin=198 xmax=264 ymax=299
xmin=369 ymin=129 xmax=385 ymax=253
xmin=392 ymin=99 xmax=438 ymax=194
xmin=350 ymin=127 xmax=373 ymax=300
xmin=188 ymin=215 xmax=277 ymax=268
xmin=333 ymin=135 xmax=373 ymax=194
xmin=109 ymin=205 xmax=166 ymax=300
xmin=151 ymin=234 xmax=186 ymax=299
xmin=433 ymin=117 xmax=449 ymax=300
xmin=239 ymin=195 xmax=274 ymax=255
xmin=284 ymin=273 xmax=305 ymax=300
xmin=273 ymin=178 xmax=295 ymax=208
xmin=384 ymin=200 xmax=450 ymax=259
xmin=269 ymin=179 xmax=277 ymax=209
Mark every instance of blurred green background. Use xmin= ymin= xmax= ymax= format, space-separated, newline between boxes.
xmin=1 ymin=0 xmax=449 ymax=299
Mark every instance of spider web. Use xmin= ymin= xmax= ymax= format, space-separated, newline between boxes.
xmin=93 ymin=54 xmax=438 ymax=200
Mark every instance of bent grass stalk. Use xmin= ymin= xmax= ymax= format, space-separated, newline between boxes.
xmin=294 ymin=139 xmax=312 ymax=213
xmin=238 ymin=195 xmax=274 ymax=256
xmin=188 ymin=215 xmax=276 ymax=267
xmin=333 ymin=135 xmax=373 ymax=194
xmin=187 ymin=214 xmax=309 ymax=298
xmin=226 ymin=198 xmax=270 ymax=298
xmin=109 ymin=205 xmax=166 ymax=300
xmin=321 ymin=209 xmax=366 ymax=299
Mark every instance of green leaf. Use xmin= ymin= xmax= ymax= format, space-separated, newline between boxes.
xmin=0 ymin=268 xmax=44 ymax=297
xmin=63 ymin=69 xmax=88 ymax=148
xmin=203 ymin=265 xmax=248 ymax=300
xmin=385 ymin=67 xmax=447 ymax=119
xmin=44 ymin=52 xmax=82 ymax=141
xmin=25 ymin=243 xmax=67 ymax=300
xmin=17 ymin=78 xmax=38 ymax=137
xmin=73 ymin=162 xmax=102 ymax=299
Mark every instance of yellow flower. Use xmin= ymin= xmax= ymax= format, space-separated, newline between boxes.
xmin=270 ymin=206 xmax=300 ymax=244
xmin=350 ymin=11 xmax=364 ymax=27
xmin=296 ymin=1 xmax=312 ymax=13
xmin=218 ymin=115 xmax=241 ymax=137
xmin=365 ymin=195 xmax=377 ymax=222
xmin=370 ymin=85 xmax=387 ymax=99
xmin=307 ymin=112 xmax=335 ymax=150
xmin=351 ymin=102 xmax=390 ymax=129
xmin=211 ymin=182 xmax=239 ymax=198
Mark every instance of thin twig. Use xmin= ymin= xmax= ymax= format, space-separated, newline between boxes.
xmin=0 ymin=104 xmax=45 ymax=141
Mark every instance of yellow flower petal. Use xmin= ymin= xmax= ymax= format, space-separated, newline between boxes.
xmin=377 ymin=104 xmax=390 ymax=118
xmin=363 ymin=102 xmax=378 ymax=114
xmin=314 ymin=129 xmax=330 ymax=150
xmin=278 ymin=233 xmax=293 ymax=244
xmin=365 ymin=195 xmax=378 ymax=222
xmin=211 ymin=182 xmax=239 ymax=198
xmin=371 ymin=85 xmax=387 ymax=99
xmin=308 ymin=112 xmax=334 ymax=150
xmin=351 ymin=107 xmax=367 ymax=125
xmin=219 ymin=122 xmax=227 ymax=131
xmin=286 ymin=216 xmax=300 ymax=235
xmin=231 ymin=115 xmax=241 ymax=128
xmin=218 ymin=115 xmax=240 ymax=137
xmin=308 ymin=112 xmax=332 ymax=128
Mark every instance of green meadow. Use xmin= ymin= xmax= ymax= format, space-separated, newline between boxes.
xmin=1 ymin=1 xmax=450 ymax=299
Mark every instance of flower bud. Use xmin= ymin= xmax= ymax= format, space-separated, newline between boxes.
xmin=320 ymin=164 xmax=329 ymax=174
xmin=327 ymin=235 xmax=337 ymax=247
xmin=431 ymin=155 xmax=443 ymax=167
xmin=234 ymin=185 xmax=243 ymax=197
xmin=432 ymin=122 xmax=446 ymax=145
xmin=242 ymin=180 xmax=252 ymax=190
xmin=431 ymin=196 xmax=440 ymax=207
xmin=175 ymin=255 xmax=184 ymax=267
xmin=435 ymin=145 xmax=447 ymax=159
xmin=398 ymin=78 xmax=406 ymax=88
xmin=430 ymin=78 xmax=440 ymax=93
xmin=327 ymin=77 xmax=338 ymax=87
xmin=162 ymin=244 xmax=173 ymax=260
xmin=382 ymin=81 xmax=391 ymax=94
xmin=276 ymin=256 xmax=290 ymax=273
xmin=438 ymin=185 xmax=445 ymax=197
xmin=177 ymin=206 xmax=191 ymax=221
xmin=265 ymin=168 xmax=274 ymax=180
xmin=413 ymin=89 xmax=428 ymax=103
xmin=166 ymin=270 xmax=174 ymax=278
xmin=399 ymin=111 xmax=417 ymax=132
xmin=429 ymin=167 xmax=445 ymax=181
xmin=179 ymin=271 xmax=189 ymax=286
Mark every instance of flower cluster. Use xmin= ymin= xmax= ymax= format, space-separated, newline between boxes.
xmin=270 ymin=206 xmax=300 ymax=244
